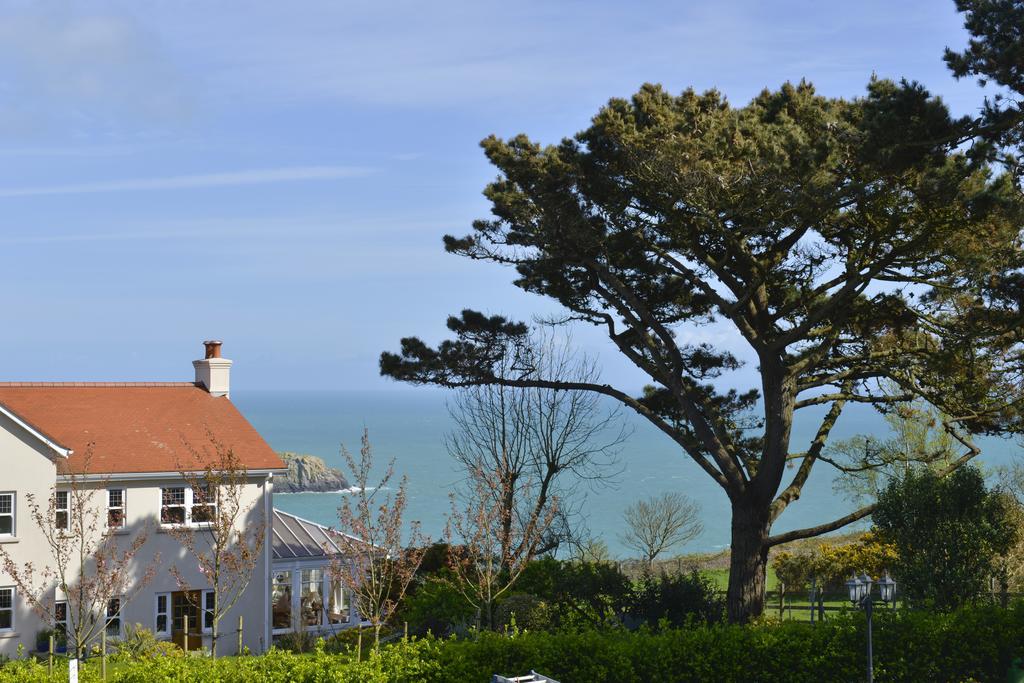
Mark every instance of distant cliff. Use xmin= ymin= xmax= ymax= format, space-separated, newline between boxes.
xmin=276 ymin=452 xmax=350 ymax=493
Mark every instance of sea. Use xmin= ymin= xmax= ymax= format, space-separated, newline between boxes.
xmin=234 ymin=390 xmax=1021 ymax=558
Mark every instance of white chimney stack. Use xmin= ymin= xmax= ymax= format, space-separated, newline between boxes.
xmin=193 ymin=340 xmax=232 ymax=398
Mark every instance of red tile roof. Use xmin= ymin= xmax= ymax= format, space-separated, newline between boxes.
xmin=0 ymin=383 xmax=286 ymax=474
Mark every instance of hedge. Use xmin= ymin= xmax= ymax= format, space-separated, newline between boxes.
xmin=2 ymin=603 xmax=1022 ymax=682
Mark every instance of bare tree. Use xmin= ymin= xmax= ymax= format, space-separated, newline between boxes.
xmin=0 ymin=449 xmax=158 ymax=661
xmin=446 ymin=333 xmax=627 ymax=560
xmin=445 ymin=462 xmax=557 ymax=629
xmin=166 ymin=436 xmax=266 ymax=657
xmin=620 ymin=492 xmax=703 ymax=570
xmin=333 ymin=430 xmax=425 ymax=648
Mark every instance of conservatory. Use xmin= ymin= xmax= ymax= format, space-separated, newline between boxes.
xmin=269 ymin=509 xmax=362 ymax=638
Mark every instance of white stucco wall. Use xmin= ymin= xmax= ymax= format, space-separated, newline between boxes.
xmin=0 ymin=412 xmax=276 ymax=657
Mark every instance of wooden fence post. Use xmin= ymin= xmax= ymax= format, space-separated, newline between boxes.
xmin=356 ymin=627 xmax=362 ymax=663
xmin=238 ymin=615 xmax=244 ymax=655
xmin=184 ymin=615 xmax=190 ymax=655
xmin=404 ymin=621 xmax=408 ymax=641
xmin=48 ymin=634 xmax=53 ymax=676
xmin=101 ymin=629 xmax=107 ymax=681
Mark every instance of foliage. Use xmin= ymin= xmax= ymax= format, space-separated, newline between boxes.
xmin=110 ymin=624 xmax=181 ymax=660
xmin=827 ymin=398 xmax=957 ymax=504
xmin=335 ymin=429 xmax=426 ymax=648
xmin=399 ymin=572 xmax=475 ymax=637
xmin=515 ymin=557 xmax=631 ymax=629
xmin=874 ymin=465 xmax=1018 ymax=609
xmin=167 ymin=435 xmax=266 ymax=657
xmin=0 ymin=450 xmax=157 ymax=659
xmin=493 ymin=593 xmax=551 ymax=632
xmin=444 ymin=463 xmax=556 ymax=629
xmin=771 ymin=532 xmax=899 ymax=594
xmin=619 ymin=492 xmax=703 ymax=569
xmin=946 ymin=0 xmax=1024 ymax=175
xmin=381 ymin=76 xmax=1024 ymax=622
xmin=625 ymin=570 xmax=726 ymax=629
xmin=3 ymin=604 xmax=1024 ymax=682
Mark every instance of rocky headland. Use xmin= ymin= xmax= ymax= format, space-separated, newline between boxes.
xmin=276 ymin=452 xmax=350 ymax=493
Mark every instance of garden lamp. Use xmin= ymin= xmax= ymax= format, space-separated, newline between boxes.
xmin=878 ymin=571 xmax=896 ymax=604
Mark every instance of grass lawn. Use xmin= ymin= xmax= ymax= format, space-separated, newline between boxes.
xmin=701 ymin=567 xmax=779 ymax=592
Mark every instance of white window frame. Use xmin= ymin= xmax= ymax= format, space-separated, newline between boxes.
xmin=201 ymin=590 xmax=215 ymax=634
xmin=0 ymin=587 xmax=13 ymax=633
xmin=271 ymin=570 xmax=294 ymax=635
xmin=0 ymin=492 xmax=15 ymax=538
xmin=160 ymin=486 xmax=216 ymax=528
xmin=328 ymin=576 xmax=350 ymax=625
xmin=272 ymin=563 xmax=354 ymax=635
xmin=55 ymin=490 xmax=69 ymax=532
xmin=55 ymin=600 xmax=67 ymax=637
xmin=107 ymin=489 xmax=126 ymax=530
xmin=191 ymin=484 xmax=217 ymax=526
xmin=105 ymin=597 xmax=122 ymax=639
xmin=154 ymin=593 xmax=170 ymax=637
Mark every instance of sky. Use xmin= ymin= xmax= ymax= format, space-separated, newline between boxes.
xmin=0 ymin=0 xmax=992 ymax=391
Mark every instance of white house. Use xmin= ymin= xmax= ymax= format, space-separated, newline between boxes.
xmin=0 ymin=341 xmax=358 ymax=657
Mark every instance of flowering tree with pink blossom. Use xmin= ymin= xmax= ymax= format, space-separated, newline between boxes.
xmin=334 ymin=430 xmax=426 ymax=648
xmin=166 ymin=436 xmax=266 ymax=657
xmin=0 ymin=448 xmax=158 ymax=660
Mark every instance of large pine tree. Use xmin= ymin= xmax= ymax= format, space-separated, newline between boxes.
xmin=382 ymin=76 xmax=1024 ymax=621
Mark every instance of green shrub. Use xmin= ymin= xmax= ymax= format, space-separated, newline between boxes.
xmin=0 ymin=603 xmax=1021 ymax=682
xmin=625 ymin=570 xmax=726 ymax=628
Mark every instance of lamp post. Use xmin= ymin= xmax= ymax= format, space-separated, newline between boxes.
xmin=846 ymin=570 xmax=896 ymax=683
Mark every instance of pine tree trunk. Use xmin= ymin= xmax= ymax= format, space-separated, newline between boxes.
xmin=726 ymin=501 xmax=770 ymax=623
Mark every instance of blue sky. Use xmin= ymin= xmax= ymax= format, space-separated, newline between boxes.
xmin=0 ymin=0 xmax=988 ymax=391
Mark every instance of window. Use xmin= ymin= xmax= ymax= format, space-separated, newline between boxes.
xmin=107 ymin=489 xmax=125 ymax=529
xmin=301 ymin=569 xmax=324 ymax=627
xmin=105 ymin=598 xmax=121 ymax=639
xmin=154 ymin=594 xmax=169 ymax=636
xmin=161 ymin=486 xmax=216 ymax=527
xmin=271 ymin=571 xmax=292 ymax=632
xmin=202 ymin=590 xmax=214 ymax=632
xmin=328 ymin=578 xmax=349 ymax=624
xmin=55 ymin=601 xmax=67 ymax=637
xmin=0 ymin=493 xmax=14 ymax=536
xmin=55 ymin=491 xmax=69 ymax=531
xmin=161 ymin=488 xmax=185 ymax=525
xmin=191 ymin=485 xmax=217 ymax=525
xmin=0 ymin=587 xmax=12 ymax=632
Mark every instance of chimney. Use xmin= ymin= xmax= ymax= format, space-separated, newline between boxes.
xmin=193 ymin=340 xmax=232 ymax=398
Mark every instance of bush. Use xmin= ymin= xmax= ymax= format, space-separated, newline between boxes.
xmin=625 ymin=570 xmax=725 ymax=628
xmin=515 ymin=557 xmax=631 ymax=629
xmin=0 ymin=604 xmax=1022 ymax=681
xmin=875 ymin=465 xmax=1017 ymax=609
xmin=399 ymin=572 xmax=475 ymax=636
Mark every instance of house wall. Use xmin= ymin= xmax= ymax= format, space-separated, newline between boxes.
xmin=0 ymin=412 xmax=276 ymax=657
xmin=0 ymin=412 xmax=65 ymax=656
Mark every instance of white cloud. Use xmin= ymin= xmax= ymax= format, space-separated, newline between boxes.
xmin=0 ymin=166 xmax=374 ymax=198
xmin=0 ymin=7 xmax=192 ymax=138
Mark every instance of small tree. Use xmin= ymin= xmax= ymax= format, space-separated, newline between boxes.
xmin=333 ymin=430 xmax=425 ymax=648
xmin=445 ymin=464 xmax=557 ymax=629
xmin=447 ymin=334 xmax=626 ymax=558
xmin=0 ymin=450 xmax=157 ymax=660
xmin=874 ymin=465 xmax=1017 ymax=609
xmin=619 ymin=492 xmax=703 ymax=570
xmin=166 ymin=436 xmax=266 ymax=657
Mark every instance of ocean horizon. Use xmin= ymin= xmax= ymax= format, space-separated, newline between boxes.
xmin=234 ymin=389 xmax=1021 ymax=557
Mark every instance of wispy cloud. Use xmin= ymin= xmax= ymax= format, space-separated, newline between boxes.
xmin=0 ymin=166 xmax=374 ymax=198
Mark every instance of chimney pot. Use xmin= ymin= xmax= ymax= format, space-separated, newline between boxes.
xmin=204 ymin=340 xmax=223 ymax=359
xmin=194 ymin=340 xmax=232 ymax=398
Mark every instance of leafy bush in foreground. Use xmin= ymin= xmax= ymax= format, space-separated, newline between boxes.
xmin=1 ymin=603 xmax=1021 ymax=682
